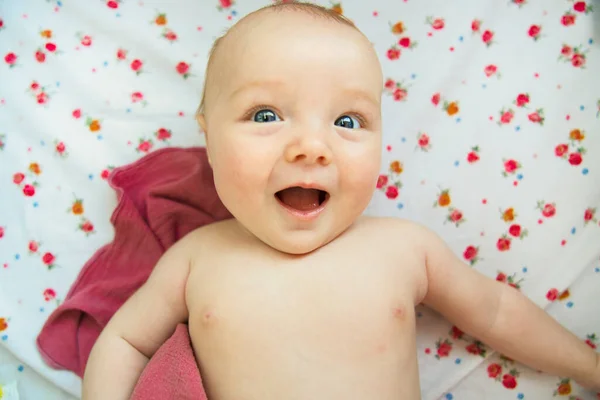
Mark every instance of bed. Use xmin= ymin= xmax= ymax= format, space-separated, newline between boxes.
xmin=1 ymin=0 xmax=599 ymax=398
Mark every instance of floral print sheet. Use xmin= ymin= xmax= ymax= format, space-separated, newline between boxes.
xmin=0 ymin=0 xmax=599 ymax=399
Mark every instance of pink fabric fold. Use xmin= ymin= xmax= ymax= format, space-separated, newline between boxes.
xmin=36 ymin=147 xmax=230 ymax=393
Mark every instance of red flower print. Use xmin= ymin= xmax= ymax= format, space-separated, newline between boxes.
xmin=487 ymin=363 xmax=502 ymax=379
xmin=385 ymin=185 xmax=399 ymax=199
xmin=30 ymin=81 xmax=40 ymax=91
xmin=573 ymin=1 xmax=591 ymax=13
xmin=155 ymin=128 xmax=172 ymax=141
xmin=13 ymin=172 xmax=25 ymax=184
xmin=511 ymin=0 xmax=526 ymax=6
xmin=499 ymin=109 xmax=514 ymax=125
xmin=393 ymin=88 xmax=407 ymax=101
xmin=0 ymin=18 xmax=4 ymax=30
xmin=80 ymin=220 xmax=95 ymax=235
xmin=584 ymin=208 xmax=596 ymax=224
xmin=131 ymin=92 xmax=145 ymax=104
xmin=384 ymin=79 xmax=395 ymax=90
xmin=502 ymin=374 xmax=518 ymax=389
xmin=117 ymin=48 xmax=127 ymax=60
xmin=417 ymin=132 xmax=430 ymax=151
xmin=163 ymin=29 xmax=178 ymax=42
xmin=55 ymin=141 xmax=66 ymax=155
xmin=568 ymin=152 xmax=582 ymax=166
xmin=467 ymin=146 xmax=480 ymax=163
xmin=528 ymin=109 xmax=545 ymax=125
xmin=107 ymin=0 xmax=119 ymax=9
xmin=561 ymin=13 xmax=576 ymax=26
xmin=585 ymin=334 xmax=597 ymax=349
xmin=508 ymin=224 xmax=527 ymax=239
xmin=431 ymin=92 xmax=440 ymax=105
xmin=387 ymin=48 xmax=400 ymax=60
xmin=426 ymin=17 xmax=445 ymax=30
xmin=101 ymin=169 xmax=111 ymax=179
xmin=435 ymin=339 xmax=453 ymax=359
xmin=0 ymin=226 xmax=4 ymax=239
xmin=29 ymin=240 xmax=39 ymax=253
xmin=137 ymin=139 xmax=153 ymax=153
xmin=546 ymin=288 xmax=559 ymax=301
xmin=571 ymin=53 xmax=585 ymax=68
xmin=502 ymin=159 xmax=519 ymax=175
xmin=5 ymin=52 xmax=17 ymax=66
xmin=447 ymin=208 xmax=465 ymax=226
xmin=484 ymin=64 xmax=498 ymax=77
xmin=482 ymin=30 xmax=494 ymax=46
xmin=450 ymin=326 xmax=464 ymax=340
xmin=37 ymin=92 xmax=48 ymax=105
xmin=376 ymin=175 xmax=388 ymax=189
xmin=561 ymin=45 xmax=572 ymax=56
xmin=43 ymin=288 xmax=57 ymax=301
xmin=497 ymin=237 xmax=511 ymax=251
xmin=528 ymin=25 xmax=541 ymax=40
xmin=219 ymin=0 xmax=233 ymax=9
xmin=131 ymin=59 xmax=144 ymax=74
xmin=555 ymin=143 xmax=569 ymax=157
xmin=515 ymin=93 xmax=529 ymax=107
xmin=471 ymin=19 xmax=481 ymax=32
xmin=463 ymin=245 xmax=480 ymax=265
xmin=536 ymin=201 xmax=556 ymax=218
xmin=45 ymin=42 xmax=57 ymax=52
xmin=23 ymin=184 xmax=36 ymax=197
xmin=42 ymin=252 xmax=55 ymax=265
xmin=72 ymin=109 xmax=82 ymax=119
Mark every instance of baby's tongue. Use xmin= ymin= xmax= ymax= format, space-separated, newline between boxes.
xmin=279 ymin=187 xmax=320 ymax=211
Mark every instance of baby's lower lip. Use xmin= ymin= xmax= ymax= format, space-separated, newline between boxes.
xmin=275 ymin=194 xmax=329 ymax=221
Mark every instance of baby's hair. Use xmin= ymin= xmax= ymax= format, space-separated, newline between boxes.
xmin=196 ymin=1 xmax=358 ymax=117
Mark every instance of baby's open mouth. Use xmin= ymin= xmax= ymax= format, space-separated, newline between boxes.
xmin=275 ymin=187 xmax=329 ymax=212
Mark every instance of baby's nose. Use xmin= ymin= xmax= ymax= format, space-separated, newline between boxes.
xmin=284 ymin=135 xmax=332 ymax=166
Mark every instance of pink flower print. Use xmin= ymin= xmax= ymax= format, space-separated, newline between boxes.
xmin=584 ymin=208 xmax=596 ymax=225
xmin=100 ymin=166 xmax=115 ymax=179
xmin=28 ymin=240 xmax=40 ymax=253
xmin=502 ymin=158 xmax=521 ymax=177
xmin=43 ymin=288 xmax=57 ymax=301
xmin=137 ymin=138 xmax=154 ymax=153
xmin=446 ymin=207 xmax=465 ymax=227
xmin=571 ymin=53 xmax=585 ymax=68
xmin=498 ymin=108 xmax=515 ymax=125
xmin=176 ymin=62 xmax=191 ymax=79
xmin=426 ymin=16 xmax=445 ymax=30
xmin=546 ymin=288 xmax=559 ymax=301
xmin=106 ymin=0 xmax=119 ymax=9
xmin=217 ymin=0 xmax=234 ymax=11
xmin=55 ymin=141 xmax=67 ymax=157
xmin=30 ymin=81 xmax=40 ymax=91
xmin=0 ymin=226 xmax=4 ymax=239
xmin=398 ymin=37 xmax=417 ymax=49
xmin=386 ymin=48 xmax=401 ymax=60
xmin=467 ymin=146 xmax=480 ymax=163
xmin=497 ymin=236 xmax=512 ymax=251
xmin=471 ymin=19 xmax=481 ymax=32
xmin=131 ymin=91 xmax=147 ymax=106
xmin=568 ymin=151 xmax=583 ymax=166
xmin=42 ymin=252 xmax=57 ymax=269
xmin=23 ymin=184 xmax=36 ymax=197
xmin=13 ymin=172 xmax=25 ymax=185
xmin=431 ymin=92 xmax=440 ymax=105
xmin=385 ymin=185 xmax=399 ymax=199
xmin=573 ymin=1 xmax=592 ymax=14
xmin=463 ymin=245 xmax=480 ymax=265
xmin=508 ymin=224 xmax=528 ymax=239
xmin=37 ymin=91 xmax=49 ymax=105
xmin=554 ymin=143 xmax=569 ymax=158
xmin=481 ymin=30 xmax=494 ymax=46
xmin=79 ymin=219 xmax=95 ymax=236
xmin=393 ymin=87 xmax=407 ymax=101
xmin=130 ymin=59 xmax=144 ymax=75
xmin=80 ymin=35 xmax=92 ymax=47
xmin=72 ymin=109 xmax=82 ymax=119
xmin=527 ymin=109 xmax=545 ymax=125
xmin=116 ymin=48 xmax=128 ymax=61
xmin=155 ymin=128 xmax=172 ymax=142
xmin=376 ymin=174 xmax=388 ymax=189
xmin=4 ymin=52 xmax=18 ymax=67
xmin=561 ymin=45 xmax=572 ymax=57
xmin=384 ymin=79 xmax=395 ymax=90
xmin=484 ymin=64 xmax=499 ymax=78
xmin=510 ymin=0 xmax=526 ymax=6
xmin=416 ymin=132 xmax=431 ymax=151
xmin=528 ymin=25 xmax=542 ymax=41
xmin=0 ymin=18 xmax=4 ymax=30
xmin=163 ymin=29 xmax=178 ymax=42
xmin=561 ymin=13 xmax=576 ymax=26
xmin=536 ymin=201 xmax=556 ymax=218
xmin=514 ymin=93 xmax=530 ymax=107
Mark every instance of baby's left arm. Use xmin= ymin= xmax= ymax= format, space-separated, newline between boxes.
xmin=415 ymin=225 xmax=599 ymax=392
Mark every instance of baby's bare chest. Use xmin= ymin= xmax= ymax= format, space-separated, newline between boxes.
xmin=186 ymin=247 xmax=420 ymax=361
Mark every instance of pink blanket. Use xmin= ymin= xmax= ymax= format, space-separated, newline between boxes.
xmin=36 ymin=147 xmax=231 ymax=397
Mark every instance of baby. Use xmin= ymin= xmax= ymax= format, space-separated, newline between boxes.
xmin=83 ymin=3 xmax=600 ymax=399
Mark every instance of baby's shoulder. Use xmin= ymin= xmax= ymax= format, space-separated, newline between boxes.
xmin=354 ymin=216 xmax=431 ymax=241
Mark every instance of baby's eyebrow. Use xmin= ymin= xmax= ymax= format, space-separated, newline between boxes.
xmin=342 ymin=87 xmax=380 ymax=109
xmin=230 ymin=80 xmax=286 ymax=99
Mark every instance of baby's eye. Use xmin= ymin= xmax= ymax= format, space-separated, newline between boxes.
xmin=253 ymin=109 xmax=281 ymax=123
xmin=334 ymin=115 xmax=362 ymax=129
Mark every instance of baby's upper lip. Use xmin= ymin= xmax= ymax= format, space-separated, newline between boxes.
xmin=276 ymin=182 xmax=330 ymax=193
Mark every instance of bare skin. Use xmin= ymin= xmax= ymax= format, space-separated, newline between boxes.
xmin=82 ymin=5 xmax=600 ymax=400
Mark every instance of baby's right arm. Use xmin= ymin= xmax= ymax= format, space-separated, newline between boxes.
xmin=82 ymin=234 xmax=194 ymax=400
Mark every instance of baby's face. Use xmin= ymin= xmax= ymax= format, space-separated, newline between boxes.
xmin=201 ymin=11 xmax=383 ymax=254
